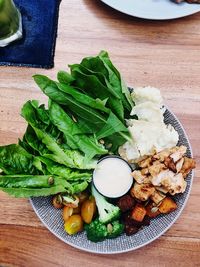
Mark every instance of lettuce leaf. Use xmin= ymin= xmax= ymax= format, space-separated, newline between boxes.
xmin=0 ymin=144 xmax=39 ymax=175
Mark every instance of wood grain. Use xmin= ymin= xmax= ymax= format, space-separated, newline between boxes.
xmin=0 ymin=0 xmax=200 ymax=266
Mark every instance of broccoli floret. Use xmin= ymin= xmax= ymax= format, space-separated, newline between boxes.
xmin=85 ymin=219 xmax=124 ymax=242
xmin=91 ymin=185 xmax=120 ymax=224
xmin=84 ymin=219 xmax=107 ymax=242
xmin=107 ymin=220 xmax=124 ymax=239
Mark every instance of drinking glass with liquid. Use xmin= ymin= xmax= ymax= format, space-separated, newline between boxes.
xmin=0 ymin=0 xmax=22 ymax=47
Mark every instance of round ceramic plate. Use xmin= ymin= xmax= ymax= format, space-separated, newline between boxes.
xmin=100 ymin=0 xmax=200 ymax=20
xmin=30 ymin=108 xmax=194 ymax=254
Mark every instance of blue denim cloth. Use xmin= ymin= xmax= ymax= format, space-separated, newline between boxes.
xmin=0 ymin=0 xmax=61 ymax=69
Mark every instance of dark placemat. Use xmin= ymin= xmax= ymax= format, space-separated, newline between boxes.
xmin=0 ymin=0 xmax=61 ymax=69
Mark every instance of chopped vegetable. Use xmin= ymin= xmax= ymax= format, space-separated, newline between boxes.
xmin=124 ymin=224 xmax=139 ymax=236
xmin=63 ymin=206 xmax=73 ymax=222
xmin=84 ymin=219 xmax=108 ymax=242
xmin=146 ymin=202 xmax=161 ymax=218
xmin=131 ymin=204 xmax=147 ymax=222
xmin=117 ymin=195 xmax=135 ymax=212
xmin=85 ymin=219 xmax=124 ymax=242
xmin=91 ymin=185 xmax=120 ymax=224
xmin=107 ymin=221 xmax=124 ymax=239
xmin=158 ymin=197 xmax=177 ymax=214
xmin=81 ymin=197 xmax=96 ymax=224
xmin=64 ymin=215 xmax=83 ymax=235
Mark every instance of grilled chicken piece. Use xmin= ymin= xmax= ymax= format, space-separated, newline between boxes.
xmin=152 ymin=148 xmax=171 ymax=162
xmin=150 ymin=190 xmax=166 ymax=204
xmin=130 ymin=182 xmax=155 ymax=201
xmin=164 ymin=157 xmax=177 ymax=172
xmin=141 ymin=167 xmax=149 ymax=176
xmin=155 ymin=186 xmax=169 ymax=194
xmin=152 ymin=146 xmax=179 ymax=162
xmin=131 ymin=146 xmax=195 ymax=199
xmin=132 ymin=170 xmax=151 ymax=184
xmin=138 ymin=157 xmax=152 ymax=168
xmin=170 ymin=145 xmax=187 ymax=162
xmin=152 ymin=169 xmax=187 ymax=195
xmin=148 ymin=162 xmax=166 ymax=177
xmin=175 ymin=157 xmax=184 ymax=173
xmin=180 ymin=157 xmax=196 ymax=178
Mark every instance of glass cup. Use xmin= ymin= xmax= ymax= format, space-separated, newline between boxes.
xmin=0 ymin=0 xmax=22 ymax=47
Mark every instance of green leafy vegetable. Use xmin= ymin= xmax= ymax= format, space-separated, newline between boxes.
xmin=69 ymin=64 xmax=124 ymax=120
xmin=0 ymin=175 xmax=71 ymax=197
xmin=98 ymin=50 xmax=134 ymax=111
xmin=57 ymin=70 xmax=75 ymax=84
xmin=0 ymin=144 xmax=38 ymax=175
xmin=33 ymin=74 xmax=131 ymax=148
xmin=36 ymin=157 xmax=92 ymax=182
xmin=21 ymin=100 xmax=97 ymax=169
xmin=57 ymin=82 xmax=109 ymax=113
xmin=0 ymin=50 xmax=134 ymax=201
xmin=49 ymin=101 xmax=108 ymax=159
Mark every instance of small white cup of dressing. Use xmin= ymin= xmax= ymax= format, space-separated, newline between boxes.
xmin=92 ymin=156 xmax=133 ymax=198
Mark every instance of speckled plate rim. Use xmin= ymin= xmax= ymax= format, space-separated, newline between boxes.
xmin=29 ymin=107 xmax=194 ymax=254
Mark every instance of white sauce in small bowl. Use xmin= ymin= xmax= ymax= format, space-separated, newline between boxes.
xmin=93 ymin=156 xmax=133 ymax=198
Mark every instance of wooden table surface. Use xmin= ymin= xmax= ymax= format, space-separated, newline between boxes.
xmin=0 ymin=1 xmax=200 ymax=266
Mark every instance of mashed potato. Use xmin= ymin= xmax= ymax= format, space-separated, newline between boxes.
xmin=131 ymin=101 xmax=165 ymax=123
xmin=119 ymin=87 xmax=179 ymax=162
xmin=131 ymin=86 xmax=163 ymax=105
